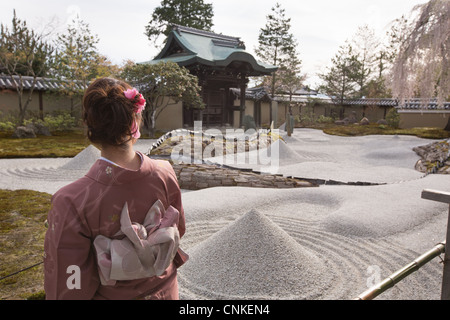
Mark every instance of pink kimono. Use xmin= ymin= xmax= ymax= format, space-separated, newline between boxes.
xmin=44 ymin=152 xmax=188 ymax=300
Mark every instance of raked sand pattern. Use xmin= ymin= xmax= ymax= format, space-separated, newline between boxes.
xmin=1 ymin=128 xmax=449 ymax=299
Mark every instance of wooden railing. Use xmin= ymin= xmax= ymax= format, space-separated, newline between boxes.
xmin=422 ymin=189 xmax=450 ymax=300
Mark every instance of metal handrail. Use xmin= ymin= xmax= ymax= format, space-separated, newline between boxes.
xmin=355 ymin=242 xmax=446 ymax=300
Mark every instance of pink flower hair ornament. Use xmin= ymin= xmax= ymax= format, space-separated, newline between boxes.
xmin=124 ymin=88 xmax=146 ymax=139
xmin=123 ymin=88 xmax=146 ymax=114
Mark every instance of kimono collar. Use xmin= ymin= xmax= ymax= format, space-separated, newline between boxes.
xmin=86 ymin=151 xmax=153 ymax=185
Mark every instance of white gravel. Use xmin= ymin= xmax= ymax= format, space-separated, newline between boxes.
xmin=179 ymin=129 xmax=450 ymax=300
xmin=179 ymin=209 xmax=329 ymax=300
xmin=1 ymin=129 xmax=449 ymax=300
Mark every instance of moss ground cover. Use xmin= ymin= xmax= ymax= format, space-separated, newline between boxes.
xmin=0 ymin=189 xmax=51 ymax=299
xmin=0 ymin=130 xmax=90 ymax=158
xmin=319 ymin=124 xmax=450 ymax=139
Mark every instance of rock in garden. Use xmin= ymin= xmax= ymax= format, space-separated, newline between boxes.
xmin=348 ymin=111 xmax=357 ymax=123
xmin=360 ymin=117 xmax=370 ymax=125
xmin=26 ymin=122 xmax=51 ymax=136
xmin=413 ymin=140 xmax=450 ymax=173
xmin=11 ymin=126 xmax=36 ymax=139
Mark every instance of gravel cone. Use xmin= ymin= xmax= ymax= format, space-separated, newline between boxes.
xmin=179 ymin=209 xmax=330 ymax=299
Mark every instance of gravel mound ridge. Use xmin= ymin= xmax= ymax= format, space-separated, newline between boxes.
xmin=178 ymin=209 xmax=332 ymax=299
xmin=60 ymin=145 xmax=101 ymax=170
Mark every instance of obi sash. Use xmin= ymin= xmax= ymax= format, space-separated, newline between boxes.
xmin=93 ymin=200 xmax=188 ymax=286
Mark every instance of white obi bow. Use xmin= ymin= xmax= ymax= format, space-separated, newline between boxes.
xmin=93 ymin=200 xmax=181 ymax=286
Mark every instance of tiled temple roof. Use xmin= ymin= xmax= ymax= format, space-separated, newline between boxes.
xmin=339 ymin=98 xmax=398 ymax=106
xmin=398 ymin=99 xmax=450 ymax=110
xmin=142 ymin=25 xmax=277 ymax=77
xmin=0 ymin=74 xmax=87 ymax=91
xmin=231 ymin=87 xmax=449 ymax=111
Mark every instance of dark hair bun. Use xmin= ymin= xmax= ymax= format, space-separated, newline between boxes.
xmin=82 ymin=77 xmax=139 ymax=147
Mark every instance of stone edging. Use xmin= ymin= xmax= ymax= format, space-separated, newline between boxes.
xmin=413 ymin=139 xmax=450 ymax=174
xmin=172 ymin=163 xmax=316 ymax=190
xmin=170 ymin=162 xmax=387 ymax=190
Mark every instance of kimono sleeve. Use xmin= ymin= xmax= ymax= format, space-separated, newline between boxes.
xmin=44 ymin=191 xmax=100 ymax=300
xmin=162 ymin=162 xmax=186 ymax=238
xmin=163 ymin=163 xmax=189 ymax=268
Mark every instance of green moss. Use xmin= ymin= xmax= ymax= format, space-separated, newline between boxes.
xmin=0 ymin=129 xmax=156 ymax=158
xmin=23 ymin=289 xmax=46 ymax=300
xmin=0 ymin=130 xmax=90 ymax=158
xmin=322 ymin=124 xmax=450 ymax=139
xmin=0 ymin=189 xmax=51 ymax=300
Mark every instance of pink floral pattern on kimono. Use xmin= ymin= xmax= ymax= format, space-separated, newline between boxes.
xmin=44 ymin=152 xmax=188 ymax=300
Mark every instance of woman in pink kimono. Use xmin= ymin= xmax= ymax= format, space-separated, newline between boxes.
xmin=44 ymin=77 xmax=188 ymax=300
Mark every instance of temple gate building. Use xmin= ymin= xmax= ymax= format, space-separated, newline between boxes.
xmin=141 ymin=25 xmax=277 ymax=129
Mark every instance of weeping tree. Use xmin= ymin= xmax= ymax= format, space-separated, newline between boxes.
xmin=390 ymin=0 xmax=449 ymax=106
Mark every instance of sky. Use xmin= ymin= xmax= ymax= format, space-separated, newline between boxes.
xmin=0 ymin=0 xmax=427 ymax=88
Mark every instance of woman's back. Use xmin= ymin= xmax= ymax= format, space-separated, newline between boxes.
xmin=43 ymin=78 xmax=187 ymax=300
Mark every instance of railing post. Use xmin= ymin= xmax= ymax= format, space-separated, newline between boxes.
xmin=442 ymin=205 xmax=450 ymax=300
xmin=421 ymin=189 xmax=450 ymax=300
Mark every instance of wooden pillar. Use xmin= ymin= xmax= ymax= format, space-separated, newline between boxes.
xmin=39 ymin=91 xmax=44 ymax=120
xmin=222 ymin=87 xmax=227 ymax=127
xmin=421 ymin=189 xmax=450 ymax=300
xmin=200 ymin=78 xmax=206 ymax=126
xmin=206 ymin=89 xmax=210 ymax=128
xmin=239 ymin=80 xmax=246 ymax=128
xmin=253 ymin=100 xmax=260 ymax=127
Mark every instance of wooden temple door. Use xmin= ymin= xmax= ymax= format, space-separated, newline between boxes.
xmin=202 ymin=89 xmax=226 ymax=127
xmin=254 ymin=101 xmax=262 ymax=127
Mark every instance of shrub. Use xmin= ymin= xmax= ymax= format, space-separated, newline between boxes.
xmin=386 ymin=108 xmax=400 ymax=129
xmin=316 ymin=115 xmax=334 ymax=124
xmin=295 ymin=114 xmax=314 ymax=126
xmin=0 ymin=110 xmax=79 ymax=133
xmin=243 ymin=115 xmax=256 ymax=131
xmin=0 ymin=120 xmax=15 ymax=132
xmin=0 ymin=111 xmax=17 ymax=132
xmin=43 ymin=112 xmax=77 ymax=132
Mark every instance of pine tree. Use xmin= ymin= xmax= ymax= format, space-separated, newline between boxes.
xmin=145 ymin=0 xmax=214 ymax=45
xmin=53 ymin=17 xmax=100 ymax=88
xmin=0 ymin=10 xmax=54 ymax=125
xmin=52 ymin=17 xmax=118 ymax=116
xmin=319 ymin=42 xmax=360 ymax=118
xmin=278 ymin=47 xmax=305 ymax=112
xmin=255 ymin=2 xmax=298 ymax=99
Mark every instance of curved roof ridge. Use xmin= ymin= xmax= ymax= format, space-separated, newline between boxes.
xmin=145 ymin=25 xmax=277 ymax=76
xmin=172 ymin=24 xmax=242 ymax=43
